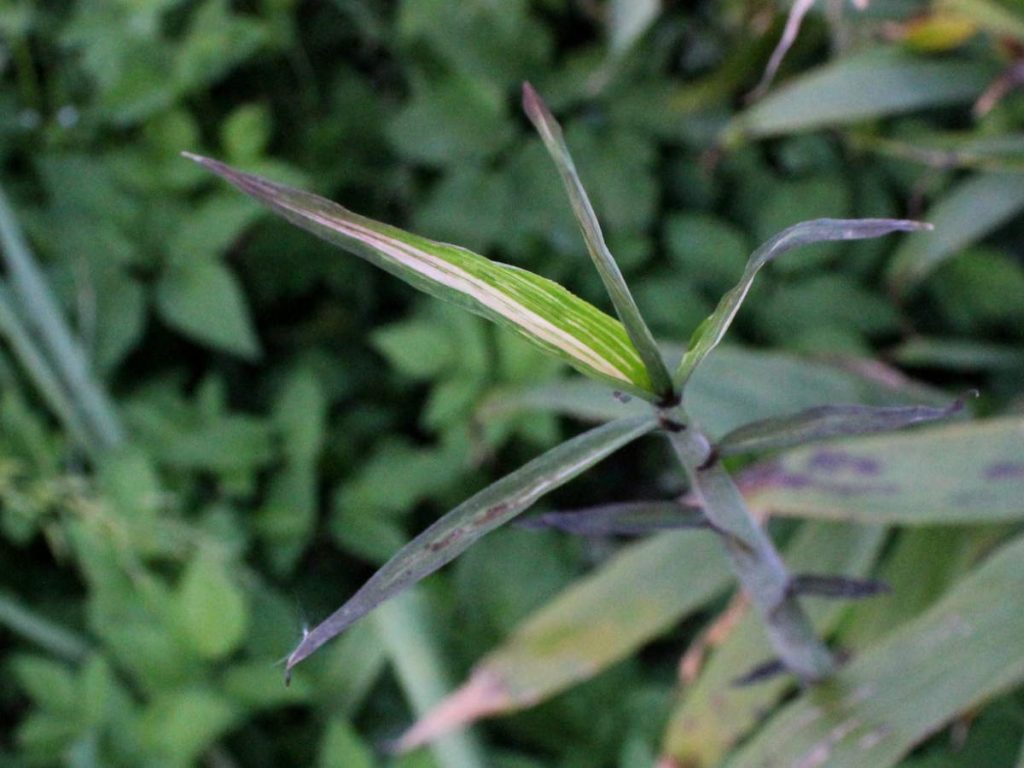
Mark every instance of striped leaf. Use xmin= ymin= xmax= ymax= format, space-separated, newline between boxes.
xmin=285 ymin=414 xmax=656 ymax=671
xmin=674 ymin=219 xmax=930 ymax=388
xmin=183 ymin=154 xmax=655 ymax=398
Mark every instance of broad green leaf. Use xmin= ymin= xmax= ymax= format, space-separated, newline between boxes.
xmin=660 ymin=522 xmax=885 ymax=768
xmin=174 ymin=551 xmax=249 ymax=660
xmin=396 ymin=531 xmax=732 ymax=750
xmin=286 ymin=414 xmax=656 ymax=670
xmin=520 ymin=500 xmax=706 ymax=536
xmin=522 ymin=85 xmax=673 ymax=398
xmin=838 ymin=527 xmax=983 ymax=650
xmin=728 ymin=533 xmax=1024 ymax=768
xmin=185 ymin=154 xmax=655 ymax=398
xmin=674 ymin=219 xmax=929 ymax=387
xmin=744 ymin=417 xmax=1024 ymax=524
xmin=887 ymin=173 xmax=1024 ymax=293
xmin=717 ymin=396 xmax=968 ymax=457
xmin=482 ymin=347 xmax=947 ymax=433
xmin=155 ymin=258 xmax=261 ymax=360
xmin=725 ymin=49 xmax=996 ymax=140
xmin=888 ymin=337 xmax=1024 ymax=371
xmin=139 ymin=687 xmax=239 ymax=763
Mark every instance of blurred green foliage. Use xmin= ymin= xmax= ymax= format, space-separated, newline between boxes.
xmin=1 ymin=1 xmax=1023 ymax=767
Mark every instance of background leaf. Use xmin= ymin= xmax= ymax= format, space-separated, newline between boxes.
xmin=728 ymin=533 xmax=1024 ymax=768
xmin=744 ymin=418 xmax=1024 ymax=524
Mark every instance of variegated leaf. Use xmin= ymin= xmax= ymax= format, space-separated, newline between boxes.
xmin=184 ymin=154 xmax=655 ymax=398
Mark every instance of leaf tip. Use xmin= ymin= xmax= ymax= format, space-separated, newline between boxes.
xmin=393 ymin=670 xmax=510 ymax=752
xmin=521 ymin=81 xmax=557 ymax=136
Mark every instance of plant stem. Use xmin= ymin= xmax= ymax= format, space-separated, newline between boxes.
xmin=660 ymin=404 xmax=835 ymax=682
xmin=0 ymin=184 xmax=124 ymax=452
xmin=0 ymin=590 xmax=91 ymax=662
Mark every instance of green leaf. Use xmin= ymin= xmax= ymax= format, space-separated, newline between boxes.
xmin=717 ymin=395 xmax=969 ymax=457
xmin=674 ymin=219 xmax=930 ymax=387
xmin=888 ymin=337 xmax=1024 ymax=372
xmin=944 ymin=0 xmax=1024 ymax=42
xmin=728 ymin=533 xmax=1024 ymax=768
xmin=397 ymin=531 xmax=732 ymax=748
xmin=222 ymin=103 xmax=271 ymax=162
xmin=286 ymin=414 xmax=656 ymax=670
xmin=887 ymin=173 xmax=1024 ymax=293
xmin=11 ymin=656 xmax=78 ymax=714
xmin=156 ymin=258 xmax=261 ymax=359
xmin=139 ymin=687 xmax=238 ymax=762
xmin=317 ymin=718 xmax=374 ymax=768
xmin=174 ymin=551 xmax=249 ymax=659
xmin=660 ymin=522 xmax=886 ymax=767
xmin=522 ymin=84 xmax=673 ymax=399
xmin=482 ymin=346 xmax=947 ymax=433
xmin=743 ymin=417 xmax=1024 ymax=524
xmin=185 ymin=154 xmax=656 ymax=398
xmin=726 ymin=49 xmax=996 ymax=140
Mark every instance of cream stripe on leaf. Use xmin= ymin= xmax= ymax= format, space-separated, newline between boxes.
xmin=184 ymin=154 xmax=655 ymax=399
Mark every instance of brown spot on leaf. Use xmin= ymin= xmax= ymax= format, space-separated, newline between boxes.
xmin=478 ymin=502 xmax=512 ymax=524
xmin=428 ymin=528 xmax=465 ymax=552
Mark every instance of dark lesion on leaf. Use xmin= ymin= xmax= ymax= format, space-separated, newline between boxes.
xmin=428 ymin=528 xmax=465 ymax=552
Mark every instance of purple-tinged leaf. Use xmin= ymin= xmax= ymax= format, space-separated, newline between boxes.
xmin=718 ymin=394 xmax=971 ymax=457
xmin=285 ymin=414 xmax=656 ymax=672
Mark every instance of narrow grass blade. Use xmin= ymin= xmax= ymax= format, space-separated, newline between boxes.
xmin=0 ymin=184 xmax=123 ymax=451
xmin=728 ymin=533 xmax=1024 ymax=768
xmin=725 ymin=49 xmax=996 ymax=141
xmin=519 ymin=500 xmax=707 ymax=536
xmin=0 ymin=286 xmax=96 ymax=455
xmin=286 ymin=414 xmax=656 ymax=671
xmin=742 ymin=417 xmax=1024 ymax=524
xmin=660 ymin=522 xmax=885 ymax=768
xmin=395 ymin=531 xmax=732 ymax=749
xmin=747 ymin=0 xmax=817 ymax=101
xmin=717 ymin=394 xmax=970 ymax=457
xmin=887 ymin=172 xmax=1024 ymax=294
xmin=374 ymin=591 xmax=487 ymax=768
xmin=521 ymin=85 xmax=674 ymax=400
xmin=673 ymin=219 xmax=930 ymax=388
xmin=0 ymin=590 xmax=91 ymax=662
xmin=185 ymin=154 xmax=655 ymax=399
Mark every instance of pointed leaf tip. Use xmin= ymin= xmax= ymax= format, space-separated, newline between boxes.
xmin=674 ymin=217 xmax=939 ymax=387
xmin=186 ymin=155 xmax=656 ymax=397
xmin=522 ymin=83 xmax=675 ymax=398
xmin=284 ymin=414 xmax=656 ymax=668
